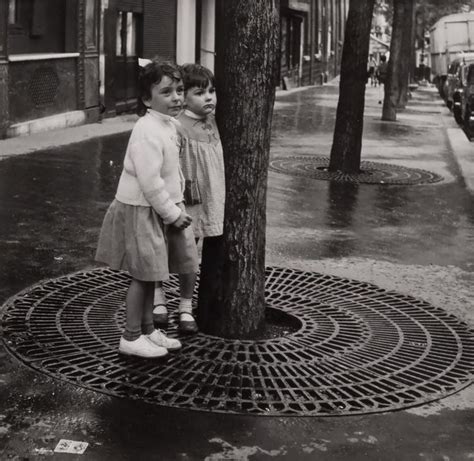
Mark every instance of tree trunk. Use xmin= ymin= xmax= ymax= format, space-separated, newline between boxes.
xmin=409 ymin=3 xmax=417 ymax=84
xmin=396 ymin=0 xmax=415 ymax=108
xmin=328 ymin=0 xmax=375 ymax=173
xmin=382 ymin=0 xmax=408 ymax=120
xmin=197 ymin=0 xmax=280 ymax=339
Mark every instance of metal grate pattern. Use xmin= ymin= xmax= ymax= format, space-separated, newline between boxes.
xmin=28 ymin=67 xmax=60 ymax=107
xmin=1 ymin=267 xmax=473 ymax=416
xmin=269 ymin=156 xmax=444 ymax=185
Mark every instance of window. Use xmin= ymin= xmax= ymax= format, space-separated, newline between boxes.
xmin=8 ymin=0 xmax=67 ymax=55
xmin=116 ymin=12 xmax=138 ymax=57
xmin=8 ymin=0 xmax=18 ymax=24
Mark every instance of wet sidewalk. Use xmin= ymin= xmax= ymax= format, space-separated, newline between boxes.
xmin=1 ymin=83 xmax=474 ymax=460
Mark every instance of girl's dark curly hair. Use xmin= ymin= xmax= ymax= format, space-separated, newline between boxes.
xmin=181 ymin=63 xmax=215 ymax=91
xmin=137 ymin=60 xmax=182 ymax=116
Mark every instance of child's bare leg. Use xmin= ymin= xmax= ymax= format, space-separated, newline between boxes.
xmin=178 ymin=272 xmax=198 ymax=334
xmin=119 ymin=279 xmax=168 ymax=358
xmin=153 ymin=281 xmax=168 ymax=325
xmin=144 ymin=281 xmax=182 ymax=350
xmin=141 ymin=281 xmax=155 ymax=335
xmin=154 ymin=281 xmax=166 ymax=304
xmin=179 ymin=272 xmax=196 ymax=299
xmin=123 ymin=278 xmax=147 ymax=341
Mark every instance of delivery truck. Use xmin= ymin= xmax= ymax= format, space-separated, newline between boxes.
xmin=430 ymin=12 xmax=474 ymax=98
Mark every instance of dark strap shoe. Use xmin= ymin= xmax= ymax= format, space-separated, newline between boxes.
xmin=153 ymin=305 xmax=168 ymax=326
xmin=178 ymin=313 xmax=198 ymax=334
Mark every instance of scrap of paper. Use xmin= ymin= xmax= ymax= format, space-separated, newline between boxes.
xmin=54 ymin=439 xmax=88 ymax=454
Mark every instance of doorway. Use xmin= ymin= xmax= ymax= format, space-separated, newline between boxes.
xmin=104 ymin=8 xmax=143 ymax=115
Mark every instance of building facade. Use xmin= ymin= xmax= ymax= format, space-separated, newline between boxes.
xmin=1 ymin=0 xmax=348 ymax=139
xmin=280 ymin=0 xmax=349 ymax=89
xmin=100 ymin=0 xmax=215 ymax=117
xmin=0 ymin=0 xmax=101 ymax=138
xmin=369 ymin=2 xmax=390 ymax=65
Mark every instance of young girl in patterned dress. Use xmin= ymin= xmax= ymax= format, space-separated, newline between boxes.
xmin=153 ymin=63 xmax=225 ymax=330
xmin=96 ymin=61 xmax=199 ymax=357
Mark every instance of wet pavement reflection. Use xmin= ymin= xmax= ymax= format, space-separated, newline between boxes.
xmin=1 ymin=85 xmax=474 ymax=460
xmin=1 ymin=86 xmax=474 ymax=309
xmin=0 ymin=133 xmax=127 ymax=302
xmin=268 ymin=175 xmax=474 ymax=268
xmin=268 ymin=85 xmax=474 ymax=271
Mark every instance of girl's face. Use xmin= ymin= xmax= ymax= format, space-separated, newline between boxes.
xmin=185 ymin=82 xmax=217 ymax=117
xmin=144 ymin=76 xmax=184 ymax=117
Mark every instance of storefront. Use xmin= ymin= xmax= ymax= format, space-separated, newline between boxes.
xmin=280 ymin=0 xmax=309 ymax=88
xmin=279 ymin=0 xmax=348 ymax=89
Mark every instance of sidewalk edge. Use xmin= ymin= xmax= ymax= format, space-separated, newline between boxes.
xmin=445 ymin=127 xmax=474 ymax=194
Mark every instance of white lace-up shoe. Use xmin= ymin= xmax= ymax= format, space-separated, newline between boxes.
xmin=147 ymin=329 xmax=182 ymax=351
xmin=119 ymin=335 xmax=168 ymax=358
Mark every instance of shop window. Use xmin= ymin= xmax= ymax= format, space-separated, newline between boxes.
xmin=304 ymin=16 xmax=310 ymax=55
xmin=8 ymin=0 xmax=66 ymax=54
xmin=8 ymin=0 xmax=18 ymax=24
xmin=314 ymin=1 xmax=322 ymax=57
xmin=116 ymin=12 xmax=138 ymax=57
xmin=291 ymin=18 xmax=302 ymax=68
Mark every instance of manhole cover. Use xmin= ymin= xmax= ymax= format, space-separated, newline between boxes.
xmin=1 ymin=267 xmax=473 ymax=416
xmin=269 ymin=156 xmax=444 ymax=184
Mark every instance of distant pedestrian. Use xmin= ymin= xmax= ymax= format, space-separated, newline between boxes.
xmin=153 ymin=63 xmax=225 ymax=333
xmin=377 ymin=55 xmax=388 ymax=86
xmin=368 ymin=55 xmax=377 ymax=86
xmin=95 ymin=60 xmax=199 ymax=358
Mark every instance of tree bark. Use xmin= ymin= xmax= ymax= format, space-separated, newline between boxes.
xmin=382 ymin=0 xmax=408 ymax=120
xmin=197 ymin=0 xmax=280 ymax=339
xmin=328 ymin=0 xmax=375 ymax=173
xmin=409 ymin=2 xmax=417 ymax=84
xmin=396 ymin=0 xmax=415 ymax=108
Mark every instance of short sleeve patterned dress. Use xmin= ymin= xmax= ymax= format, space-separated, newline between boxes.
xmin=178 ymin=110 xmax=225 ymax=238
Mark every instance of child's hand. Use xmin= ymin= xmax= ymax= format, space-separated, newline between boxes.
xmin=172 ymin=211 xmax=192 ymax=229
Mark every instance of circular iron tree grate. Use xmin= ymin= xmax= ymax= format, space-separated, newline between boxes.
xmin=1 ymin=267 xmax=473 ymax=416
xmin=269 ymin=156 xmax=444 ymax=185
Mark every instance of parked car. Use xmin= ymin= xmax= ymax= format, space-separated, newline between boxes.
xmin=445 ymin=58 xmax=463 ymax=108
xmin=445 ymin=54 xmax=474 ymax=109
xmin=453 ymin=64 xmax=468 ymax=123
xmin=453 ymin=62 xmax=474 ymax=136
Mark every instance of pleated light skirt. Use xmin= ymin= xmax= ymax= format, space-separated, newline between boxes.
xmin=95 ymin=199 xmax=198 ymax=281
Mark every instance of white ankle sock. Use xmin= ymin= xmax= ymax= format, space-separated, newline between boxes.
xmin=179 ymin=298 xmax=194 ymax=321
xmin=153 ymin=304 xmax=167 ymax=314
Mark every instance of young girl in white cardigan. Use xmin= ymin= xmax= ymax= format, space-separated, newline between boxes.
xmin=96 ymin=61 xmax=199 ymax=358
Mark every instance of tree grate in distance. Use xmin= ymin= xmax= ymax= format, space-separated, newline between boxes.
xmin=1 ymin=267 xmax=473 ymax=416
xmin=269 ymin=156 xmax=444 ymax=185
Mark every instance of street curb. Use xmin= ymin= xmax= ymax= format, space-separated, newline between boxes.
xmin=446 ymin=127 xmax=474 ymax=195
xmin=0 ymin=117 xmax=135 ymax=160
xmin=2 ymin=85 xmax=326 ymax=159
